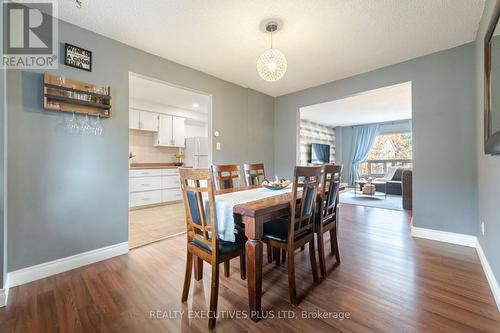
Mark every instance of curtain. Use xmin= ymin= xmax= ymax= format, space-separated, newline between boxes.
xmin=348 ymin=124 xmax=379 ymax=185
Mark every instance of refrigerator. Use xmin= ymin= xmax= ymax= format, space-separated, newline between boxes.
xmin=184 ymin=137 xmax=209 ymax=168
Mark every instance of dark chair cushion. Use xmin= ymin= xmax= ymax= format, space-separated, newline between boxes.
xmin=262 ymin=218 xmax=308 ymax=243
xmin=192 ymin=231 xmax=246 ymax=254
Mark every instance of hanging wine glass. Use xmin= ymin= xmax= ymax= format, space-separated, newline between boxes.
xmin=94 ymin=115 xmax=104 ymax=136
xmin=66 ymin=112 xmax=79 ymax=135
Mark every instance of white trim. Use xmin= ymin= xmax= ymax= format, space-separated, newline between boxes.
xmin=8 ymin=242 xmax=128 ymax=288
xmin=476 ymin=240 xmax=500 ymax=312
xmin=0 ymin=275 xmax=10 ymax=307
xmin=411 ymin=226 xmax=477 ymax=247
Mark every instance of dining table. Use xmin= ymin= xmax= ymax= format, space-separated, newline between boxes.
xmin=213 ymin=184 xmax=297 ymax=322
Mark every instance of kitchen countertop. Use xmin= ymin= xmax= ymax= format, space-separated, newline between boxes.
xmin=129 ymin=163 xmax=183 ymax=170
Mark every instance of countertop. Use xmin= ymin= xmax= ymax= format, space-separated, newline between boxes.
xmin=129 ymin=163 xmax=183 ymax=170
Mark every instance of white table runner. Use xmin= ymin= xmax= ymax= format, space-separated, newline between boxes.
xmin=209 ymin=186 xmax=292 ymax=242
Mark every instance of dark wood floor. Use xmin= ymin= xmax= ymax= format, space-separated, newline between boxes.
xmin=1 ymin=204 xmax=499 ymax=333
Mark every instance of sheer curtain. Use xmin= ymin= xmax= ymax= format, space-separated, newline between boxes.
xmin=348 ymin=124 xmax=379 ymax=185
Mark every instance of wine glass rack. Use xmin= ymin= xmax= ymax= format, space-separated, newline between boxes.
xmin=43 ymin=72 xmax=112 ymax=118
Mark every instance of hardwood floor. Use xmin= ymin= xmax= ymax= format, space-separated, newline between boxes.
xmin=128 ymin=203 xmax=186 ymax=248
xmin=1 ymin=204 xmax=499 ymax=332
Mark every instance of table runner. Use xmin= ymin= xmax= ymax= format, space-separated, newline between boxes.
xmin=211 ymin=187 xmax=292 ymax=242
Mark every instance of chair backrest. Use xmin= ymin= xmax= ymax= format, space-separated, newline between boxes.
xmin=288 ymin=166 xmax=322 ymax=244
xmin=212 ymin=164 xmax=242 ymax=190
xmin=320 ymin=164 xmax=342 ymax=223
xmin=243 ymin=163 xmax=266 ymax=186
xmin=179 ymin=168 xmax=217 ymax=254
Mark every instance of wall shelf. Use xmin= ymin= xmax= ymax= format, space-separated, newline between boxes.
xmin=43 ymin=72 xmax=112 ymax=118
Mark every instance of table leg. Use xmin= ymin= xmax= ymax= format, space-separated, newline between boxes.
xmin=244 ymin=216 xmax=263 ymax=321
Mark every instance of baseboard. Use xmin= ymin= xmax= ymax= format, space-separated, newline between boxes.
xmin=8 ymin=242 xmax=128 ymax=288
xmin=411 ymin=227 xmax=477 ymax=247
xmin=0 ymin=275 xmax=10 ymax=307
xmin=476 ymin=240 xmax=500 ymax=312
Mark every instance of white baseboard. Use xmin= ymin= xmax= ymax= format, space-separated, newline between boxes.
xmin=411 ymin=226 xmax=500 ymax=312
xmin=411 ymin=227 xmax=477 ymax=247
xmin=8 ymin=242 xmax=128 ymax=289
xmin=476 ymin=240 xmax=500 ymax=312
xmin=0 ymin=275 xmax=10 ymax=307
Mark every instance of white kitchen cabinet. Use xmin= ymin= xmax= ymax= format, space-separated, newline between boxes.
xmin=129 ymin=168 xmax=181 ymax=208
xmin=154 ymin=115 xmax=185 ymax=147
xmin=129 ymin=109 xmax=159 ymax=132
xmin=140 ymin=111 xmax=159 ymax=132
xmin=172 ymin=116 xmax=185 ymax=147
xmin=129 ymin=109 xmax=140 ymax=130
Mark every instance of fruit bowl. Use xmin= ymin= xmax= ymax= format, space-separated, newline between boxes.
xmin=262 ymin=178 xmax=291 ymax=190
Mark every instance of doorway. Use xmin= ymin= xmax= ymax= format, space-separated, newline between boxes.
xmin=128 ymin=73 xmax=212 ymax=248
xmin=298 ymin=82 xmax=413 ymax=211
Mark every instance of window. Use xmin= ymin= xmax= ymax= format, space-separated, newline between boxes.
xmin=360 ymin=132 xmax=412 ymax=177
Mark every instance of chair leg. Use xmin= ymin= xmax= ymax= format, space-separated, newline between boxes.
xmin=224 ymin=260 xmax=230 ymax=278
xmin=240 ymin=253 xmax=246 ymax=280
xmin=287 ymin=249 xmax=297 ymax=305
xmin=329 ymin=229 xmax=336 ymax=254
xmin=181 ymin=251 xmax=193 ymax=302
xmin=273 ymin=247 xmax=281 ymax=266
xmin=194 ymin=256 xmax=203 ymax=281
xmin=309 ymin=239 xmax=319 ymax=283
xmin=281 ymin=249 xmax=286 ymax=263
xmin=333 ymin=226 xmax=341 ymax=265
xmin=208 ymin=263 xmax=220 ymax=329
xmin=300 ymin=245 xmax=305 ymax=252
xmin=317 ymin=231 xmax=327 ymax=279
xmin=266 ymin=243 xmax=273 ymax=263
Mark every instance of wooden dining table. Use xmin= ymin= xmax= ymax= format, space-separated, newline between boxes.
xmin=214 ymin=185 xmax=296 ymax=322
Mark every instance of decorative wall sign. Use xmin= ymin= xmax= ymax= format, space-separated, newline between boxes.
xmin=64 ymin=43 xmax=92 ymax=71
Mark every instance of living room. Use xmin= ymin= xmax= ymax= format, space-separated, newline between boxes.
xmin=299 ymin=82 xmax=413 ymax=211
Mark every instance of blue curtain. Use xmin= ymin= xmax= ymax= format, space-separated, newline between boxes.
xmin=348 ymin=124 xmax=379 ymax=185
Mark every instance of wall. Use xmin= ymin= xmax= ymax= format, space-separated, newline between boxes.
xmin=298 ymin=120 xmax=336 ymax=165
xmin=128 ymin=131 xmax=180 ymax=164
xmin=275 ymin=44 xmax=477 ymax=235
xmin=476 ymin=0 xmax=500 ymax=292
xmin=6 ymin=19 xmax=274 ymax=271
xmin=0 ymin=1 xmax=5 ymax=290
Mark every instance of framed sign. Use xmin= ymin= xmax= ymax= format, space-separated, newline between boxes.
xmin=64 ymin=43 xmax=92 ymax=72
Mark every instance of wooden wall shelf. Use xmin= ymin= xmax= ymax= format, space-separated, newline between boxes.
xmin=43 ymin=72 xmax=112 ymax=118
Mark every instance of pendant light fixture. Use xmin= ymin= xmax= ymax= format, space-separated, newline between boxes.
xmin=257 ymin=21 xmax=287 ymax=82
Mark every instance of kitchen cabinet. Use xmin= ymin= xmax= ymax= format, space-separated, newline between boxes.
xmin=129 ymin=109 xmax=159 ymax=132
xmin=129 ymin=168 xmax=181 ymax=208
xmin=154 ymin=115 xmax=185 ymax=147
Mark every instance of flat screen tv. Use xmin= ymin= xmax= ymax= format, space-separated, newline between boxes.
xmin=311 ymin=143 xmax=330 ymax=164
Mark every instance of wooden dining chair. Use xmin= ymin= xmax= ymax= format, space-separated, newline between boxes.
xmin=179 ymin=168 xmax=246 ymax=329
xmin=316 ymin=164 xmax=342 ymax=278
xmin=261 ymin=166 xmax=322 ymax=305
xmin=212 ymin=164 xmax=242 ymax=190
xmin=243 ymin=163 xmax=266 ymax=186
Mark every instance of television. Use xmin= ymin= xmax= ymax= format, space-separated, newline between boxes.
xmin=311 ymin=143 xmax=330 ymax=164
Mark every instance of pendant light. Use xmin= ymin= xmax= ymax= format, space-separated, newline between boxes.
xmin=257 ymin=21 xmax=287 ymax=82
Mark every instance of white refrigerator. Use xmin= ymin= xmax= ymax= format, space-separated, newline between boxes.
xmin=184 ymin=137 xmax=209 ymax=168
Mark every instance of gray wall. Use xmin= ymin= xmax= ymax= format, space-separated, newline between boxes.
xmin=476 ymin=0 xmax=500 ymax=290
xmin=275 ymin=44 xmax=478 ymax=235
xmin=0 ymin=1 xmax=5 ymax=289
xmin=6 ymin=19 xmax=274 ymax=271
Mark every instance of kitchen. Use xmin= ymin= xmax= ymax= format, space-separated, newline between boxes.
xmin=128 ymin=73 xmax=211 ymax=248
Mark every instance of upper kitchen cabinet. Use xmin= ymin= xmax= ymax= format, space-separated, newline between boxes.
xmin=154 ymin=115 xmax=185 ymax=147
xmin=129 ymin=109 xmax=159 ymax=132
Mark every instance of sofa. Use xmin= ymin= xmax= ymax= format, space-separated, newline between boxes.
xmin=373 ymin=167 xmax=407 ymax=195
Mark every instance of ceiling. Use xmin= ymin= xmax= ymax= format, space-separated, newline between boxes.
xmin=129 ymin=73 xmax=210 ymax=113
xmin=300 ymin=82 xmax=412 ymax=127
xmin=59 ymin=0 xmax=484 ymax=97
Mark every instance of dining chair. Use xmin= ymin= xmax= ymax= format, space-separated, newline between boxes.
xmin=179 ymin=168 xmax=246 ymax=329
xmin=316 ymin=164 xmax=342 ymax=278
xmin=243 ymin=163 xmax=266 ymax=186
xmin=212 ymin=164 xmax=242 ymax=190
xmin=261 ymin=166 xmax=322 ymax=305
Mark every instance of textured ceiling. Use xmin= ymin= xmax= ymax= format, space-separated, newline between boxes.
xmin=300 ymin=82 xmax=412 ymax=127
xmin=59 ymin=0 xmax=484 ymax=97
